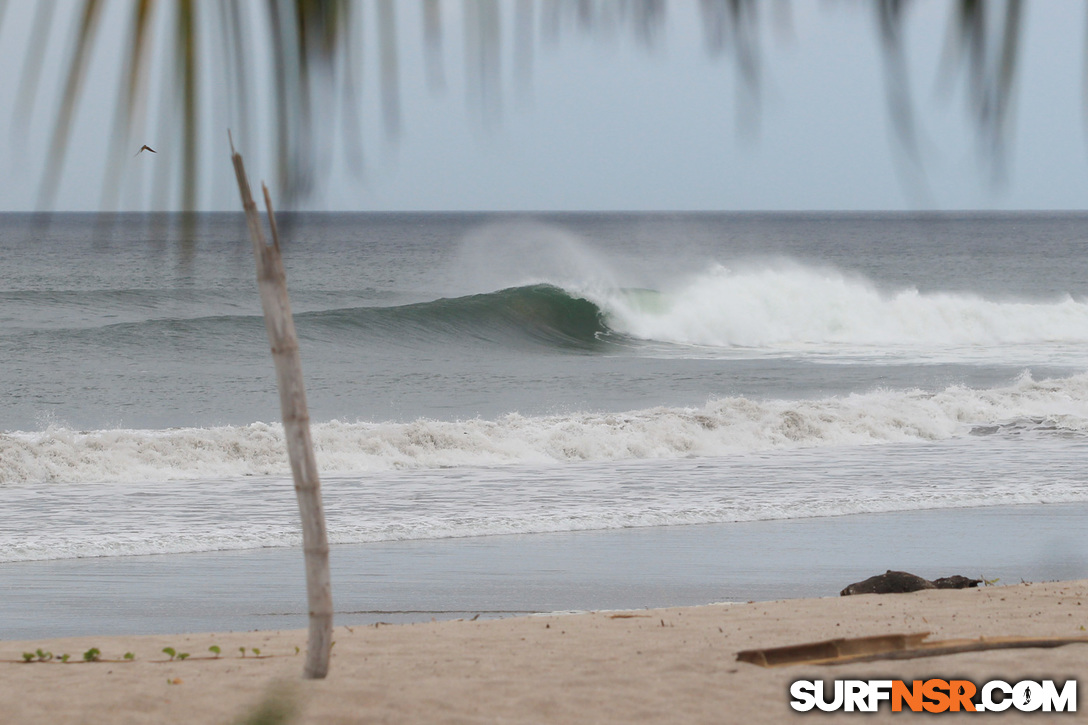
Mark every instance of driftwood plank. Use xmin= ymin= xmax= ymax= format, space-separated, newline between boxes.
xmin=737 ymin=633 xmax=1088 ymax=667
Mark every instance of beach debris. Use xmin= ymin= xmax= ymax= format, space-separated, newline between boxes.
xmin=933 ymin=575 xmax=983 ymax=589
xmin=737 ymin=633 xmax=1088 ymax=667
xmin=840 ymin=570 xmax=935 ymax=595
xmin=840 ymin=570 xmax=981 ymax=596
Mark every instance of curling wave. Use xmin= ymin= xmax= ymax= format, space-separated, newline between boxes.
xmin=12 ymin=264 xmax=1088 ymax=359
xmin=305 ymin=284 xmax=614 ymax=348
xmin=7 ymin=284 xmax=616 ymax=352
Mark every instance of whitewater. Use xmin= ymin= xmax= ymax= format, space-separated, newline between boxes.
xmin=3 ymin=211 xmax=1087 ymax=563
xmin=5 ymin=370 xmax=1088 ymax=484
xmin=597 ymin=264 xmax=1088 ymax=356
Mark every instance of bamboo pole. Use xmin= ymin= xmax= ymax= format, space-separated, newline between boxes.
xmin=229 ymin=133 xmax=332 ymax=679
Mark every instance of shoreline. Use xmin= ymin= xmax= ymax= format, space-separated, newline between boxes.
xmin=3 ymin=501 xmax=1087 ymax=640
xmin=4 ymin=580 xmax=1087 ymax=723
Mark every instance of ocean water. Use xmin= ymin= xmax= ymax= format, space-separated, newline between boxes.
xmin=3 ymin=211 xmax=1088 ymax=564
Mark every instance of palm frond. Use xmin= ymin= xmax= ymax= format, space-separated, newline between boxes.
xmin=701 ymin=0 xmax=763 ymax=136
xmin=423 ymin=0 xmax=446 ymax=92
xmin=17 ymin=0 xmax=1036 ymax=211
xmin=177 ymin=0 xmax=199 ymax=212
xmin=37 ymin=0 xmax=104 ymax=210
xmin=12 ymin=0 xmax=57 ymax=135
xmin=101 ymin=0 xmax=155 ymax=211
xmin=377 ymin=0 xmax=402 ymax=141
xmin=934 ymin=0 xmax=1023 ymax=180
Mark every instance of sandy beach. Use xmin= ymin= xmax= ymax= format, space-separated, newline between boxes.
xmin=3 ymin=579 xmax=1086 ymax=723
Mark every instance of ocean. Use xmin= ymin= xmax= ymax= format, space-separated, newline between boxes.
xmin=3 ymin=211 xmax=1088 ymax=576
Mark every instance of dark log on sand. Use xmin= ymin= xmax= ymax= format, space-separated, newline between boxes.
xmin=841 ymin=570 xmax=982 ymax=596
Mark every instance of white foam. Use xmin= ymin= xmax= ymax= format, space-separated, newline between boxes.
xmin=590 ymin=264 xmax=1088 ymax=354
xmin=4 ymin=371 xmax=1088 ymax=484
xmin=4 ymin=436 xmax=1087 ymax=562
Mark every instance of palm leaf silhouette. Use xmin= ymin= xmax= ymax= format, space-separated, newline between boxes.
xmin=17 ymin=0 xmax=1034 ymax=210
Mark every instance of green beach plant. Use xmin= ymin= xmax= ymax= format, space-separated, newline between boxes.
xmin=162 ymin=646 xmax=177 ymax=660
xmin=82 ymin=647 xmax=101 ymax=662
xmin=209 ymin=645 xmax=221 ymax=657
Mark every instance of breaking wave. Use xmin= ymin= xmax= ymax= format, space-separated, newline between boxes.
xmin=5 ymin=371 xmax=1088 ymax=484
xmin=594 ymin=264 xmax=1088 ymax=352
xmin=12 ymin=263 xmax=1088 ymax=358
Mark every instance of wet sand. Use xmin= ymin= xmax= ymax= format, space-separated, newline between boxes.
xmin=3 ymin=502 xmax=1087 ymax=640
xmin=3 ymin=579 xmax=1086 ymax=723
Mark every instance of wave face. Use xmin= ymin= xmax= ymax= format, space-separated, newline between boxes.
xmin=305 ymin=284 xmax=612 ymax=349
xmin=352 ymin=265 xmax=1088 ymax=355
xmin=17 ymin=263 xmax=1088 ymax=359
xmin=6 ymin=284 xmax=615 ymax=354
xmin=5 ymin=371 xmax=1088 ymax=484
xmin=590 ymin=264 xmax=1088 ymax=354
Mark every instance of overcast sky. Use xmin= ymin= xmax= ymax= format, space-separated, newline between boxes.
xmin=1 ymin=0 xmax=1087 ymax=212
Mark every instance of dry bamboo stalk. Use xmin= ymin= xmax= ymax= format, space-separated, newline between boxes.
xmin=229 ymin=134 xmax=333 ymax=679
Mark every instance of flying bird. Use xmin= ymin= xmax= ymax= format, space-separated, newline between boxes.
xmin=134 ymin=145 xmax=156 ymax=156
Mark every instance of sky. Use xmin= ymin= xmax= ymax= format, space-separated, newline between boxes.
xmin=1 ymin=0 xmax=1088 ymax=212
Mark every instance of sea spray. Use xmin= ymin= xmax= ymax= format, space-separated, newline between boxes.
xmin=448 ymin=220 xmax=624 ymax=298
